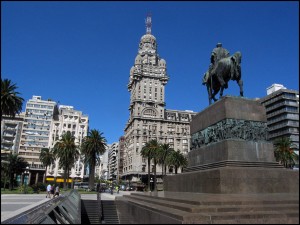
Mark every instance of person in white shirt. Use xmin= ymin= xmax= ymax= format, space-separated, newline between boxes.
xmin=46 ymin=184 xmax=51 ymax=198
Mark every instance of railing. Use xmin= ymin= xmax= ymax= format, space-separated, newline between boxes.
xmin=2 ymin=190 xmax=81 ymax=224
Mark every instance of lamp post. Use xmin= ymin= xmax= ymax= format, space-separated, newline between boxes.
xmin=150 ymin=177 xmax=153 ymax=192
xmin=23 ymin=166 xmax=29 ymax=194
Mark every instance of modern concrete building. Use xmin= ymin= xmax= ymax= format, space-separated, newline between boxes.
xmin=47 ymin=104 xmax=89 ymax=182
xmin=108 ymin=142 xmax=119 ymax=180
xmin=121 ymin=15 xmax=196 ymax=184
xmin=1 ymin=114 xmax=24 ymax=154
xmin=259 ymin=84 xmax=299 ymax=166
xmin=18 ymin=96 xmax=56 ymax=183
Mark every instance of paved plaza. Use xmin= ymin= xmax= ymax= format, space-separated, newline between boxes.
xmin=1 ymin=190 xmax=134 ymax=223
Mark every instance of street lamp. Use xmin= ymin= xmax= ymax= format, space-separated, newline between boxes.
xmin=150 ymin=177 xmax=153 ymax=192
xmin=23 ymin=166 xmax=29 ymax=194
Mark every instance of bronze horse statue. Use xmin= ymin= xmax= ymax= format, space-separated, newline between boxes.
xmin=203 ymin=51 xmax=243 ymax=105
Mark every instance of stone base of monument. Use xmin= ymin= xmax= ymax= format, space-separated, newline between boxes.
xmin=115 ymin=96 xmax=299 ymax=223
xmin=164 ymin=96 xmax=298 ymax=194
xmin=163 ymin=166 xmax=299 ymax=194
xmin=116 ymin=192 xmax=299 ymax=224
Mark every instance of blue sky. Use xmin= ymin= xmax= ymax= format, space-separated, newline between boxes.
xmin=2 ymin=1 xmax=299 ymax=144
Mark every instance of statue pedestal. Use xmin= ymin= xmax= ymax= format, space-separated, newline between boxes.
xmin=117 ymin=96 xmax=299 ymax=224
xmin=164 ymin=96 xmax=299 ymax=194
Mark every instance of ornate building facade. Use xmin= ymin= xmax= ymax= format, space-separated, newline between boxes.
xmin=47 ymin=104 xmax=89 ymax=182
xmin=121 ymin=15 xmax=196 ymax=183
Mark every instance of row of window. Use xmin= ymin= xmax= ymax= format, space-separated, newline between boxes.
xmin=27 ymin=103 xmax=54 ymax=109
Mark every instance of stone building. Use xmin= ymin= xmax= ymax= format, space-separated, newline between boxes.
xmin=121 ymin=15 xmax=196 ymax=184
xmin=47 ymin=104 xmax=89 ymax=183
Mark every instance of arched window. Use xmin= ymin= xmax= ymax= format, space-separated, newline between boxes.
xmin=143 ymin=109 xmax=157 ymax=118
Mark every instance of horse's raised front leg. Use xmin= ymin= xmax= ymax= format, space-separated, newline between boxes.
xmin=237 ymin=79 xmax=243 ymax=96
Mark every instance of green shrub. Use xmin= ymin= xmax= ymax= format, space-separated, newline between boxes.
xmin=37 ymin=182 xmax=46 ymax=191
xmin=18 ymin=185 xmax=34 ymax=194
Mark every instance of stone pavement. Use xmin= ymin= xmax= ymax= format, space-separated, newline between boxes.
xmin=1 ymin=194 xmax=51 ymax=223
xmin=1 ymin=190 xmax=135 ymax=223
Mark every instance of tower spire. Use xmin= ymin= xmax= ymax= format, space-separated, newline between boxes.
xmin=145 ymin=12 xmax=152 ymax=34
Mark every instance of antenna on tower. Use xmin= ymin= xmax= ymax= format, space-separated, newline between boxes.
xmin=145 ymin=12 xmax=152 ymax=34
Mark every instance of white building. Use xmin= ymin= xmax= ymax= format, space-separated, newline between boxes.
xmin=95 ymin=147 xmax=109 ymax=181
xmin=18 ymin=96 xmax=56 ymax=183
xmin=267 ymin=83 xmax=287 ymax=95
xmin=1 ymin=114 xmax=24 ymax=154
xmin=47 ymin=104 xmax=89 ymax=182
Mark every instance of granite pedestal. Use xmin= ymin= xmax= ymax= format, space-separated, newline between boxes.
xmin=164 ymin=96 xmax=299 ymax=194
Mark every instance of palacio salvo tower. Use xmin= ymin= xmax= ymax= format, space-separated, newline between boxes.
xmin=121 ymin=14 xmax=196 ymax=186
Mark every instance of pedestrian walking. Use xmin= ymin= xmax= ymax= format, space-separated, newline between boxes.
xmin=46 ymin=184 xmax=51 ymax=198
xmin=50 ymin=184 xmax=55 ymax=198
xmin=54 ymin=185 xmax=60 ymax=198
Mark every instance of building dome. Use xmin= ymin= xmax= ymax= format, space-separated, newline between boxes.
xmin=159 ymin=58 xmax=166 ymax=67
xmin=140 ymin=34 xmax=156 ymax=43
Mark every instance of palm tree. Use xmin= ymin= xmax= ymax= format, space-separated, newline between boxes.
xmin=1 ymin=78 xmax=24 ymax=118
xmin=141 ymin=139 xmax=160 ymax=191
xmin=274 ymin=137 xmax=298 ymax=169
xmin=4 ymin=153 xmax=29 ymax=190
xmin=158 ymin=144 xmax=174 ymax=177
xmin=53 ymin=131 xmax=80 ymax=190
xmin=81 ymin=129 xmax=107 ymax=191
xmin=166 ymin=150 xmax=188 ymax=174
xmin=39 ymin=148 xmax=55 ymax=183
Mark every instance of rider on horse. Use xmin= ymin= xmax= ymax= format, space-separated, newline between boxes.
xmin=202 ymin=43 xmax=230 ymax=88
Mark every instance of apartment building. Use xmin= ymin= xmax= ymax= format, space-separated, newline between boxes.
xmin=17 ymin=96 xmax=56 ymax=183
xmin=108 ymin=142 xmax=119 ymax=180
xmin=259 ymin=84 xmax=299 ymax=163
xmin=1 ymin=114 xmax=24 ymax=154
xmin=47 ymin=104 xmax=89 ymax=182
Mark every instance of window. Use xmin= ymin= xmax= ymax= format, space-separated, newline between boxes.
xmin=143 ymin=109 xmax=156 ymax=118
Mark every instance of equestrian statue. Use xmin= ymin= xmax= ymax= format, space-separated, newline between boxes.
xmin=202 ymin=43 xmax=243 ymax=105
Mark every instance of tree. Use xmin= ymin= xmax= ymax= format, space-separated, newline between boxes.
xmin=39 ymin=148 xmax=55 ymax=183
xmin=53 ymin=131 xmax=79 ymax=190
xmin=141 ymin=139 xmax=160 ymax=191
xmin=166 ymin=150 xmax=188 ymax=174
xmin=158 ymin=143 xmax=174 ymax=177
xmin=81 ymin=129 xmax=107 ymax=191
xmin=274 ymin=137 xmax=299 ymax=169
xmin=4 ymin=153 xmax=29 ymax=190
xmin=1 ymin=78 xmax=24 ymax=118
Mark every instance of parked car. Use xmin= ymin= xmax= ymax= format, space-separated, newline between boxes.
xmin=126 ymin=186 xmax=134 ymax=191
xmin=74 ymin=182 xmax=90 ymax=191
